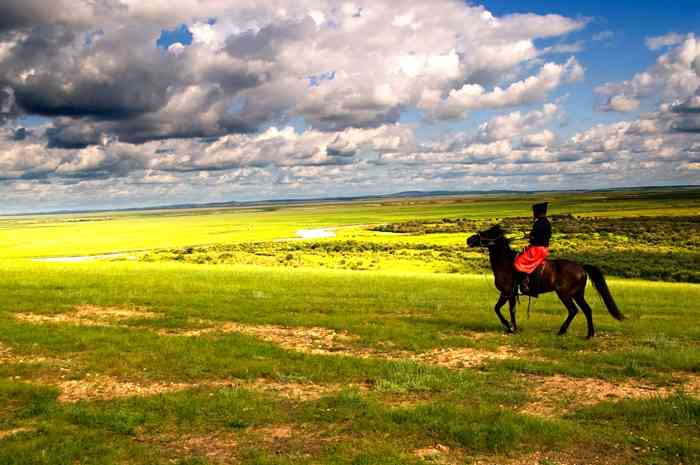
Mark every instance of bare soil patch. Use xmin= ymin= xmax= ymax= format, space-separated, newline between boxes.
xmin=161 ymin=319 xmax=378 ymax=357
xmin=147 ymin=424 xmax=324 ymax=464
xmin=412 ymin=346 xmax=516 ymax=369
xmin=413 ymin=443 xmax=458 ymax=464
xmin=681 ymin=373 xmax=700 ymax=396
xmin=163 ymin=319 xmax=523 ymax=368
xmin=471 ymin=449 xmax=628 ymax=465
xmin=53 ymin=374 xmax=194 ymax=402
xmin=14 ymin=305 xmax=159 ymax=327
xmin=243 ymin=424 xmax=330 ymax=458
xmin=143 ymin=431 xmax=238 ymax=464
xmin=177 ymin=432 xmax=238 ymax=462
xmin=14 ymin=306 xmax=529 ymax=370
xmin=0 ymin=427 xmax=35 ymax=440
xmin=40 ymin=374 xmax=347 ymax=403
xmin=253 ymin=425 xmax=294 ymax=440
xmin=519 ymin=374 xmax=699 ymax=417
xmin=0 ymin=341 xmax=74 ymax=367
xmin=246 ymin=379 xmax=353 ymax=401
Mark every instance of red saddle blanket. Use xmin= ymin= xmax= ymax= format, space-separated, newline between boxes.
xmin=514 ymin=246 xmax=549 ymax=274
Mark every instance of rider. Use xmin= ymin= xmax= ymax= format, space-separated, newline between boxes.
xmin=515 ymin=202 xmax=551 ymax=294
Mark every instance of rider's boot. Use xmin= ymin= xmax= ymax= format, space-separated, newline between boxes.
xmin=520 ymin=273 xmax=531 ymax=295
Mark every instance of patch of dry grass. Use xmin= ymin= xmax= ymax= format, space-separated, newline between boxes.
xmin=519 ymin=373 xmax=700 ymax=417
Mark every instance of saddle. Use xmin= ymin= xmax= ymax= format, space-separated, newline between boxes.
xmin=516 ymin=262 xmax=547 ymax=297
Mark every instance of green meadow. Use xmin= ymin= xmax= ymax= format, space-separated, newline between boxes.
xmin=1 ymin=188 xmax=699 ymax=464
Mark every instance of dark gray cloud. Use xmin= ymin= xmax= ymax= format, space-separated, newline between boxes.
xmin=672 ymin=115 xmax=700 ymax=133
xmin=46 ymin=122 xmax=102 ymax=149
xmin=0 ymin=0 xmax=68 ymax=32
xmin=225 ymin=17 xmax=315 ymax=60
xmin=670 ymin=93 xmax=700 ymax=114
xmin=12 ymin=127 xmax=28 ymax=140
xmin=0 ymin=86 xmax=20 ymax=124
xmin=2 ymin=24 xmax=177 ymax=120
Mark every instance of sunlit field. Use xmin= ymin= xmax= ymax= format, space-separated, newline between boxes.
xmin=1 ymin=188 xmax=699 ymax=465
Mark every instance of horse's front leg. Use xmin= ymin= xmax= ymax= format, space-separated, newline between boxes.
xmin=508 ymin=295 xmax=517 ymax=332
xmin=494 ymin=295 xmax=513 ymax=333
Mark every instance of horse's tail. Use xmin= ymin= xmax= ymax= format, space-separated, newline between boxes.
xmin=583 ymin=265 xmax=624 ymax=321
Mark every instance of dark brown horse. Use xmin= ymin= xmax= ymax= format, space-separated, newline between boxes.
xmin=467 ymin=225 xmax=624 ymax=338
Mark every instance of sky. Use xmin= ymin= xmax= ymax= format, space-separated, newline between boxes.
xmin=0 ymin=1 xmax=699 ymax=213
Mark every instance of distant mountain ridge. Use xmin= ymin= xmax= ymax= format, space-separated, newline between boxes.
xmin=7 ymin=185 xmax=700 ymax=216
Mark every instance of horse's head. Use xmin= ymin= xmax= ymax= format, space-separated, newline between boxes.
xmin=467 ymin=224 xmax=507 ymax=248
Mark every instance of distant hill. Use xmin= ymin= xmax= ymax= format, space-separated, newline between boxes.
xmin=9 ymin=185 xmax=700 ymax=216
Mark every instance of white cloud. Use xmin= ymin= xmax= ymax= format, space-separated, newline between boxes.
xmin=522 ymin=129 xmax=555 ymax=147
xmin=433 ymin=58 xmax=582 ymax=119
xmin=476 ymin=103 xmax=560 ymax=142
xmin=592 ymin=30 xmax=614 ymax=41
xmin=2 ymin=1 xmax=699 ymax=212
xmin=597 ymin=33 xmax=700 ymax=106
xmin=542 ymin=41 xmax=585 ymax=55
xmin=645 ymin=33 xmax=684 ymax=50
xmin=599 ymin=94 xmax=641 ymax=112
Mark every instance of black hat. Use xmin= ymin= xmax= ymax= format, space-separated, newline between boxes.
xmin=532 ymin=202 xmax=548 ymax=216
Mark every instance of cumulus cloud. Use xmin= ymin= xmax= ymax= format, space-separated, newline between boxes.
xmin=0 ymin=0 xmax=586 ymax=145
xmin=431 ymin=58 xmax=583 ymax=119
xmin=596 ymin=33 xmax=700 ymax=107
xmin=645 ymin=33 xmax=685 ymax=51
xmin=1 ymin=1 xmax=698 ymax=211
xmin=599 ymin=94 xmax=641 ymax=112
xmin=476 ymin=103 xmax=560 ymax=142
xmin=522 ymin=130 xmax=556 ymax=147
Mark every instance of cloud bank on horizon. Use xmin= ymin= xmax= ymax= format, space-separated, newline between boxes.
xmin=0 ymin=0 xmax=698 ymax=212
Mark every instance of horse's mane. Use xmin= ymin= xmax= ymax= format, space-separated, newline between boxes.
xmin=483 ymin=224 xmax=516 ymax=259
xmin=483 ymin=224 xmax=510 ymax=243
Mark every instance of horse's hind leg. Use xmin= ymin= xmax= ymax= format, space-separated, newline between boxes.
xmin=574 ymin=293 xmax=595 ymax=339
xmin=494 ymin=295 xmax=513 ymax=333
xmin=556 ymin=291 xmax=579 ymax=336
xmin=508 ymin=295 xmax=517 ymax=332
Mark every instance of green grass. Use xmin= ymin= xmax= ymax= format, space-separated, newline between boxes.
xmin=2 ymin=188 xmax=698 ymax=259
xmin=1 ymin=260 xmax=698 ymax=463
xmin=1 ymin=188 xmax=699 ymax=464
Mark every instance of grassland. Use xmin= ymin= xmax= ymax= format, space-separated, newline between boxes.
xmin=0 ymin=188 xmax=699 ymax=464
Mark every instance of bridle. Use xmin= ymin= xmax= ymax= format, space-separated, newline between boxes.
xmin=477 ymin=231 xmax=503 ymax=247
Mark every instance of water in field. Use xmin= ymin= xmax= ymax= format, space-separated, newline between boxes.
xmin=295 ymin=228 xmax=336 ymax=239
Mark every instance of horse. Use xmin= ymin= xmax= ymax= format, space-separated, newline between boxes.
xmin=466 ymin=224 xmax=624 ymax=338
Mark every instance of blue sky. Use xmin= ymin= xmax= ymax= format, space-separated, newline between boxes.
xmin=0 ymin=0 xmax=698 ymax=212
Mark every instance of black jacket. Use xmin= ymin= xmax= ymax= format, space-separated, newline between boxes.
xmin=529 ymin=217 xmax=551 ymax=247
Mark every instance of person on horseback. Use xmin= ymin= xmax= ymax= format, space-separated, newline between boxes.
xmin=515 ymin=202 xmax=551 ymax=294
